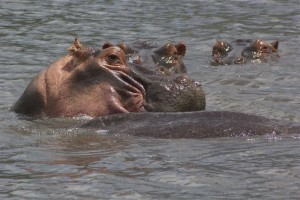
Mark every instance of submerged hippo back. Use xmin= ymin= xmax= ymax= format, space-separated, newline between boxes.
xmin=81 ymin=111 xmax=300 ymax=138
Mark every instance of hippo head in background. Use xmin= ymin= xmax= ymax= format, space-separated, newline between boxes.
xmin=103 ymin=41 xmax=187 ymax=75
xmin=152 ymin=42 xmax=187 ymax=74
xmin=12 ymin=38 xmax=205 ymax=117
xmin=211 ymin=39 xmax=279 ymax=65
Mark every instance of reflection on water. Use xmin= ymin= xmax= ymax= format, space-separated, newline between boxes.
xmin=2 ymin=133 xmax=300 ymax=199
xmin=1 ymin=0 xmax=300 ymax=199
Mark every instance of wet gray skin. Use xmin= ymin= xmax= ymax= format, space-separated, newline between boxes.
xmin=211 ymin=39 xmax=280 ymax=65
xmin=81 ymin=111 xmax=300 ymax=138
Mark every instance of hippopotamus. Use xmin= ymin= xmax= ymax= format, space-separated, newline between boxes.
xmin=103 ymin=40 xmax=187 ymax=75
xmin=12 ymin=38 xmax=300 ymax=138
xmin=211 ymin=39 xmax=279 ymax=65
xmin=12 ymin=38 xmax=205 ymax=117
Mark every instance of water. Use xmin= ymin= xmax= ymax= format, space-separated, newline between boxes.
xmin=1 ymin=0 xmax=300 ymax=199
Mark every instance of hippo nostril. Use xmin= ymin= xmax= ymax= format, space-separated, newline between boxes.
xmin=234 ymin=57 xmax=245 ymax=64
xmin=194 ymin=81 xmax=202 ymax=87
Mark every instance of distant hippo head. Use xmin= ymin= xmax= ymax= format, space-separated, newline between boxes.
xmin=151 ymin=42 xmax=186 ymax=74
xmin=211 ymin=39 xmax=279 ymax=65
xmin=13 ymin=38 xmax=205 ymax=117
xmin=103 ymin=41 xmax=187 ymax=75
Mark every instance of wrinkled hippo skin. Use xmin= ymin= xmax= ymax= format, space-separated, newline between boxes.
xmin=103 ymin=41 xmax=187 ymax=75
xmin=81 ymin=111 xmax=300 ymax=138
xmin=12 ymin=38 xmax=205 ymax=117
xmin=211 ymin=39 xmax=279 ymax=65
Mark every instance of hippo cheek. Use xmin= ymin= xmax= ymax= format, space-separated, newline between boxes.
xmin=69 ymin=48 xmax=145 ymax=116
xmin=60 ymin=77 xmax=145 ymax=117
xmin=52 ymin=62 xmax=146 ymax=117
xmin=62 ymin=84 xmax=131 ymax=117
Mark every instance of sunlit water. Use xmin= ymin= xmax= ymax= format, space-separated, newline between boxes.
xmin=1 ymin=0 xmax=300 ymax=199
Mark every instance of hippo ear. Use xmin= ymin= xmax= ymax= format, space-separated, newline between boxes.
xmin=271 ymin=41 xmax=279 ymax=50
xmin=68 ymin=38 xmax=83 ymax=53
xmin=118 ymin=43 xmax=135 ymax=54
xmin=176 ymin=43 xmax=186 ymax=56
xmin=215 ymin=40 xmax=226 ymax=49
xmin=117 ymin=43 xmax=128 ymax=53
xmin=213 ymin=40 xmax=225 ymax=52
xmin=102 ymin=42 xmax=114 ymax=49
xmin=252 ymin=40 xmax=263 ymax=49
xmin=216 ymin=40 xmax=223 ymax=44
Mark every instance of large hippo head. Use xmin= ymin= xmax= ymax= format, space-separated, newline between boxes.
xmin=13 ymin=38 xmax=146 ymax=117
xmin=211 ymin=39 xmax=279 ymax=65
xmin=12 ymin=38 xmax=205 ymax=117
xmin=103 ymin=41 xmax=187 ymax=75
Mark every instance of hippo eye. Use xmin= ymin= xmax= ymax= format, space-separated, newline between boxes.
xmin=107 ymin=54 xmax=120 ymax=64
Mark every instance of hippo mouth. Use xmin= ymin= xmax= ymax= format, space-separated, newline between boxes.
xmin=111 ymin=70 xmax=146 ymax=113
xmin=116 ymin=71 xmax=146 ymax=99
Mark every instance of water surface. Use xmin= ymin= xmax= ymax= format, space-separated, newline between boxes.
xmin=1 ymin=0 xmax=300 ymax=199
